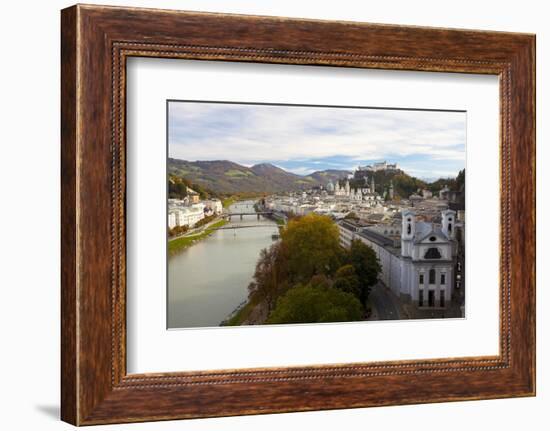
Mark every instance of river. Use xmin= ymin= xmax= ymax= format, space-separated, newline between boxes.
xmin=168 ymin=200 xmax=279 ymax=328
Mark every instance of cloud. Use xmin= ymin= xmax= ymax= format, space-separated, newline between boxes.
xmin=168 ymin=102 xmax=466 ymax=177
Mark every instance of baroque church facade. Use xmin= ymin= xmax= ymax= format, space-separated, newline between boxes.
xmin=338 ymin=209 xmax=458 ymax=309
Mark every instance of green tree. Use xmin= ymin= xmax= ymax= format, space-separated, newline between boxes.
xmin=347 ymin=239 xmax=381 ymax=306
xmin=308 ymin=274 xmax=331 ymax=290
xmin=266 ymin=284 xmax=363 ymax=324
xmin=168 ymin=179 xmax=188 ymax=199
xmin=456 ymin=168 xmax=465 ymax=190
xmin=392 ymin=173 xmax=427 ymax=198
xmin=280 ymin=213 xmax=342 ymax=282
xmin=332 ymin=264 xmax=361 ymax=299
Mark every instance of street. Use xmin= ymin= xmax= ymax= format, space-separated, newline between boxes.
xmin=368 ymin=281 xmax=406 ymax=320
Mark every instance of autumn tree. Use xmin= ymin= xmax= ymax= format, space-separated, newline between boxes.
xmin=247 ymin=214 xmax=380 ymax=324
xmin=308 ymin=274 xmax=332 ymax=290
xmin=247 ymin=242 xmax=289 ymax=312
xmin=332 ymin=264 xmax=361 ymax=300
xmin=280 ymin=213 xmax=343 ymax=282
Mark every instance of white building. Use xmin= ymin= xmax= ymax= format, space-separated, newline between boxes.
xmin=168 ymin=212 xmax=177 ymax=229
xmin=439 ymin=185 xmax=450 ymax=200
xmin=422 ymin=189 xmax=433 ymax=199
xmin=360 ymin=161 xmax=399 ymax=172
xmin=338 ymin=209 xmax=457 ymax=309
xmin=168 ymin=203 xmax=206 ymax=228
xmin=296 ymin=204 xmax=317 ymax=216
xmin=203 ymin=199 xmax=223 ymax=215
xmin=333 ymin=178 xmax=380 ymax=207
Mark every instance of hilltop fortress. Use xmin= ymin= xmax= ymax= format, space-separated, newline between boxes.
xmin=358 ymin=160 xmax=399 ymax=173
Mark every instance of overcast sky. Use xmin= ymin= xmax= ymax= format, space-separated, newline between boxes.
xmin=168 ymin=101 xmax=466 ymax=180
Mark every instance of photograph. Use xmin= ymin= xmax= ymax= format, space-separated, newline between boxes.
xmin=167 ymin=101 xmax=466 ymax=329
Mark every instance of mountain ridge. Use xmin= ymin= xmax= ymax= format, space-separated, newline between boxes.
xmin=168 ymin=157 xmax=460 ymax=198
xmin=168 ymin=158 xmax=350 ymax=194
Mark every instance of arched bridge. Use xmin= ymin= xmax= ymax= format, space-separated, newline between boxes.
xmin=218 ymin=223 xmax=277 ymax=230
xmin=221 ymin=211 xmax=274 ymax=221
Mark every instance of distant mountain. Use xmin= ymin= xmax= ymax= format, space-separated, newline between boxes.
xmin=167 ymin=158 xmax=350 ymax=194
xmin=250 ymin=163 xmax=303 ymax=189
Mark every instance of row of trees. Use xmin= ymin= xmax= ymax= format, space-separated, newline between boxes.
xmin=247 ymin=213 xmax=381 ymax=324
xmin=168 ymin=225 xmax=189 ymax=237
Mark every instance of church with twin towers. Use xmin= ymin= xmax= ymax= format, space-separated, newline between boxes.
xmin=338 ymin=208 xmax=458 ymax=310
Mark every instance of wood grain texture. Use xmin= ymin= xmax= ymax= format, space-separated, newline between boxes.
xmin=60 ymin=5 xmax=78 ymax=425
xmin=60 ymin=4 xmax=536 ymax=425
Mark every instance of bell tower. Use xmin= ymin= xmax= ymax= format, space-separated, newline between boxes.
xmin=441 ymin=209 xmax=456 ymax=239
xmin=401 ymin=209 xmax=416 ymax=257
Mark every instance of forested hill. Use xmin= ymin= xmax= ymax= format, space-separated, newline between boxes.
xmin=347 ymin=168 xmax=464 ymax=199
xmin=168 ymin=158 xmax=351 ymax=194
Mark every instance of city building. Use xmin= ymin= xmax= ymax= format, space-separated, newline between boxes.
xmin=332 ymin=178 xmax=381 ymax=206
xmin=203 ymin=199 xmax=223 ymax=215
xmin=168 ymin=212 xmax=177 ymax=230
xmin=422 ymin=189 xmax=433 ymax=199
xmin=338 ymin=209 xmax=458 ymax=309
xmin=188 ymin=192 xmax=200 ymax=204
xmin=168 ymin=202 xmax=206 ymax=229
xmin=358 ymin=160 xmax=399 ymax=172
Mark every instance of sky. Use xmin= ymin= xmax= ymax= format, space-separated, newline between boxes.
xmin=168 ymin=101 xmax=466 ymax=180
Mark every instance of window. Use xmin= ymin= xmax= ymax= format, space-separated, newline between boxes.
xmin=440 ymin=290 xmax=445 ymax=307
xmin=419 ymin=289 xmax=424 ymax=307
xmin=429 ymin=269 xmax=436 ymax=284
xmin=419 ymin=274 xmax=424 ymax=285
xmin=441 ymin=273 xmax=446 ymax=284
xmin=424 ymin=248 xmax=442 ymax=259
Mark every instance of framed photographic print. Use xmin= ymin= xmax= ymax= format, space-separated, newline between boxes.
xmin=164 ymin=100 xmax=465 ymax=330
xmin=61 ymin=4 xmax=536 ymax=425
